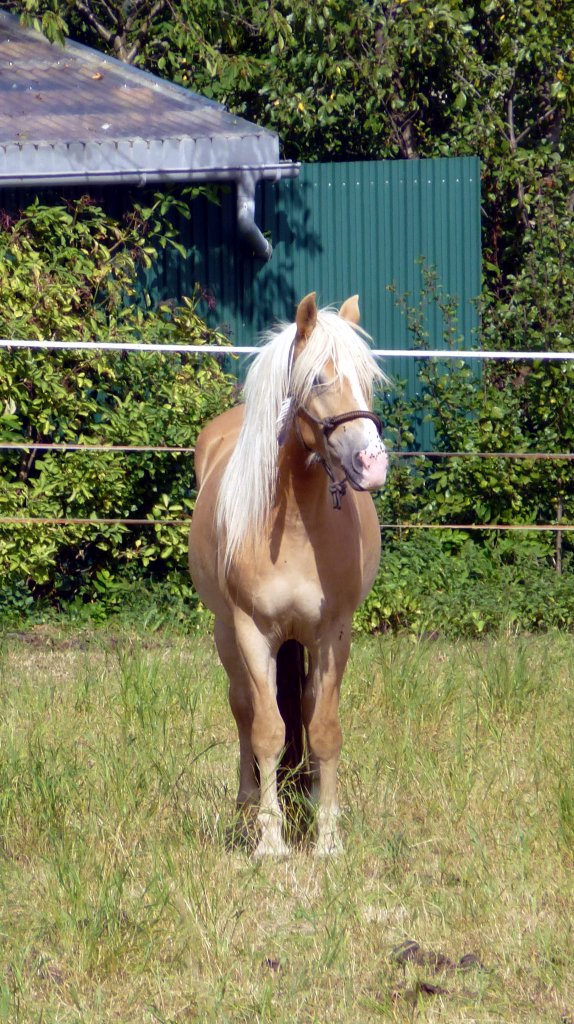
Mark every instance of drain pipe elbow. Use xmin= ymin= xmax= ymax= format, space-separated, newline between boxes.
xmin=236 ymin=172 xmax=273 ymax=261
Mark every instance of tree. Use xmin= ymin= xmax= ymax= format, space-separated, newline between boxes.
xmin=8 ymin=0 xmax=574 ymax=272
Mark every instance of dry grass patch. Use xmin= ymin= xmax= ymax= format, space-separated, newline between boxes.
xmin=0 ymin=627 xmax=573 ymax=1022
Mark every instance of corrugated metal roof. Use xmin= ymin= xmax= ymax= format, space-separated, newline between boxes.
xmin=0 ymin=11 xmax=297 ymax=187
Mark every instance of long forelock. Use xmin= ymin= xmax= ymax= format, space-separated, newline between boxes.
xmin=290 ymin=310 xmax=386 ymax=407
xmin=215 ymin=309 xmax=387 ymax=570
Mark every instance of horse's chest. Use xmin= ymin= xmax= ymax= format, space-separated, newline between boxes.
xmin=253 ymin=572 xmax=326 ymax=627
xmin=234 ymin=546 xmax=363 ymax=635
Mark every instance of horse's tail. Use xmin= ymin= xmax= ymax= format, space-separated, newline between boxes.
xmin=276 ymin=640 xmax=307 ymax=788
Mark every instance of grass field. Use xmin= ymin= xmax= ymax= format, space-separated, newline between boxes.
xmin=1 ymin=625 xmax=574 ymax=1023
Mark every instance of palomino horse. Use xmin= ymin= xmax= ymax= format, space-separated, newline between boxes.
xmin=189 ymin=293 xmax=388 ymax=856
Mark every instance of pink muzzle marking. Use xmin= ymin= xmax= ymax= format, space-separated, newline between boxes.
xmin=355 ymin=442 xmax=389 ymax=489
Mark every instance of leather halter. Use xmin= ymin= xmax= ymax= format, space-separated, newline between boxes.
xmin=296 ymin=405 xmax=383 ymax=509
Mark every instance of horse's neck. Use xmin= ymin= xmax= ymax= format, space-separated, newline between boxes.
xmin=275 ymin=429 xmax=328 ymax=510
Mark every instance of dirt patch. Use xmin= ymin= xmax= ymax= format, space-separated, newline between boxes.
xmin=4 ymin=624 xmax=176 ymax=652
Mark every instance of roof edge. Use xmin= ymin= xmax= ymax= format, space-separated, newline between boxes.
xmin=0 ymin=162 xmax=300 ymax=189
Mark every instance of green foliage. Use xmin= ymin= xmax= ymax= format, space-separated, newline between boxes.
xmin=378 ymin=264 xmax=573 ymax=536
xmin=355 ymin=531 xmax=574 ymax=637
xmin=364 ymin=260 xmax=574 ymax=637
xmin=0 ymin=195 xmax=235 ymax=617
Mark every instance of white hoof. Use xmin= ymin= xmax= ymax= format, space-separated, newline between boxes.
xmin=254 ymin=813 xmax=289 ymax=858
xmin=254 ymin=835 xmax=290 ymax=859
xmin=314 ymin=830 xmax=343 ymax=857
xmin=314 ymin=808 xmax=343 ymax=857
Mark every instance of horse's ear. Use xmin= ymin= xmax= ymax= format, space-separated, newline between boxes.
xmin=295 ymin=292 xmax=318 ymax=341
xmin=339 ymin=295 xmax=360 ymax=324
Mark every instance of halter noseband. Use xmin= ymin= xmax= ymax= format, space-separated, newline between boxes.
xmin=298 ymin=406 xmax=382 ymax=439
xmin=295 ymin=406 xmax=383 ymax=510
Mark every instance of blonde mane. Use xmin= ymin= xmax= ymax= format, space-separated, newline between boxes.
xmin=216 ymin=309 xmax=387 ymax=570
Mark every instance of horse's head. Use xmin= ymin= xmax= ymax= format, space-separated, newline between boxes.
xmin=290 ymin=292 xmax=389 ymax=496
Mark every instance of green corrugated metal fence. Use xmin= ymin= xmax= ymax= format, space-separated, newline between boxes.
xmin=155 ymin=156 xmax=481 ymax=446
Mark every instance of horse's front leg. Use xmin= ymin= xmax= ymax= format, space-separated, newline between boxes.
xmin=215 ymin=619 xmax=259 ymax=830
xmin=231 ymin=612 xmax=289 ymax=858
xmin=303 ymin=625 xmax=351 ymax=856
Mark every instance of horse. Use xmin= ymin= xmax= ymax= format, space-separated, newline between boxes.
xmin=188 ymin=292 xmax=389 ymax=856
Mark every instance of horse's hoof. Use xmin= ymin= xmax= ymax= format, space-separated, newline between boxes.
xmin=314 ymin=832 xmax=343 ymax=857
xmin=253 ymin=836 xmax=290 ymax=859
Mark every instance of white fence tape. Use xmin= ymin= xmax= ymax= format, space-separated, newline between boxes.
xmin=1 ymin=338 xmax=574 ymax=360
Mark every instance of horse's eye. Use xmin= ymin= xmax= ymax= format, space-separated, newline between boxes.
xmin=312 ymin=373 xmax=324 ymax=388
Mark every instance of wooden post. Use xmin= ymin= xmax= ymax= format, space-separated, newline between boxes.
xmin=556 ymin=497 xmax=563 ymax=576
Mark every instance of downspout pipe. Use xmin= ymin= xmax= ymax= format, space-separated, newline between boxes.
xmin=235 ymin=169 xmax=273 ymax=261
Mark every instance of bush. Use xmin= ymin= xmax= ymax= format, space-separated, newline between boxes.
xmin=361 ymin=258 xmax=574 ymax=638
xmin=355 ymin=530 xmax=574 ymax=638
xmin=0 ymin=194 xmax=235 ymax=618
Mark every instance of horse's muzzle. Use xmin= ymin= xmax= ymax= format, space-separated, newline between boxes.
xmin=350 ymin=441 xmax=388 ymax=490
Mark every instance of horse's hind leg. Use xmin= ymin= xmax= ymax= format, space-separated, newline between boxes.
xmin=216 ymin=616 xmax=288 ymax=857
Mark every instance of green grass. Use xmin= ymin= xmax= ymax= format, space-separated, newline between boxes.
xmin=1 ymin=625 xmax=574 ymax=1022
